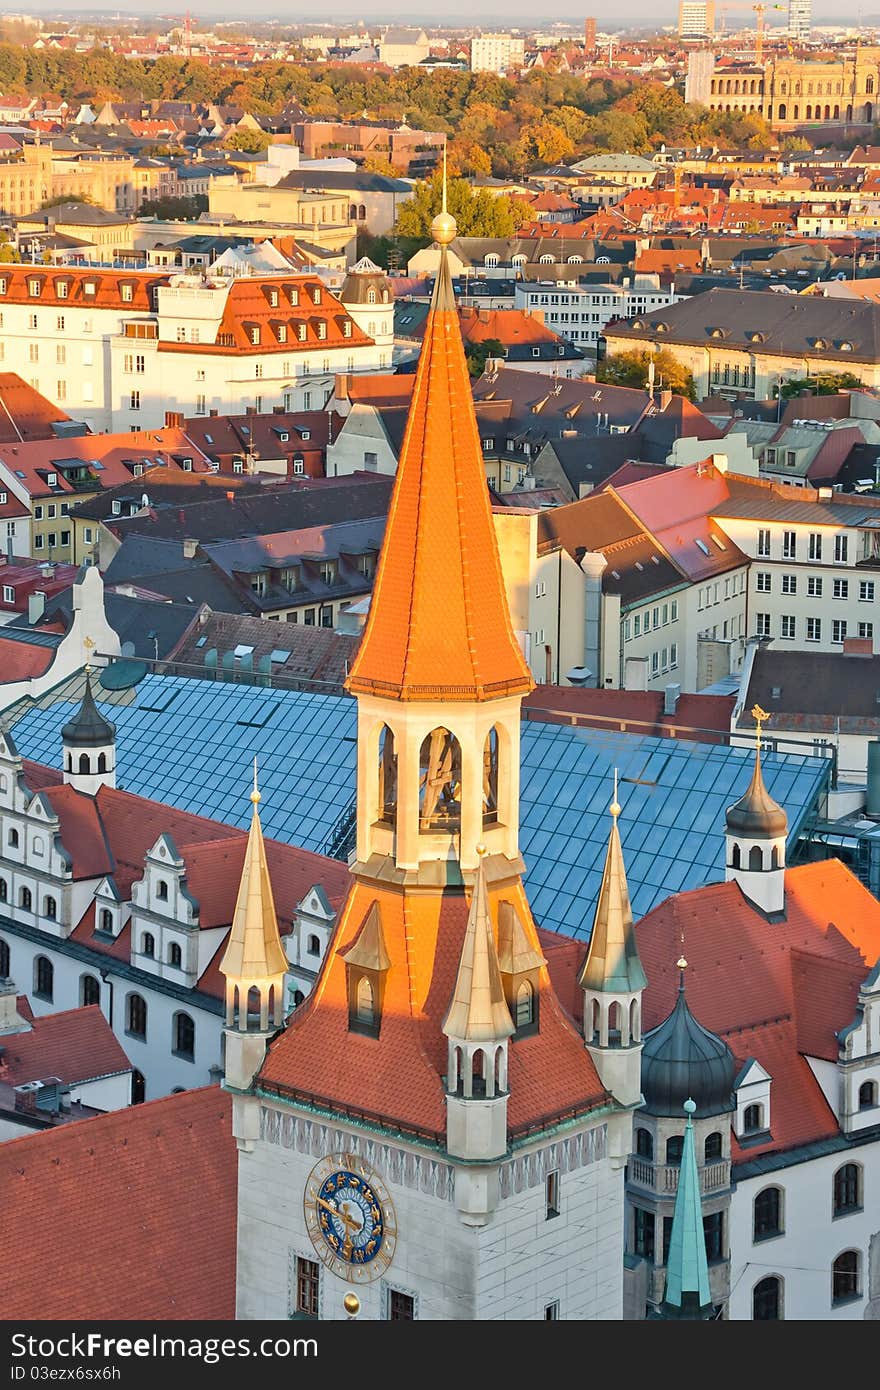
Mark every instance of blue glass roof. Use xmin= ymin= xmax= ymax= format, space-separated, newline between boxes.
xmin=5 ymin=671 xmax=831 ymax=940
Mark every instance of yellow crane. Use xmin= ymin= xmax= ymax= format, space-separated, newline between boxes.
xmin=717 ymin=2 xmax=785 ymax=63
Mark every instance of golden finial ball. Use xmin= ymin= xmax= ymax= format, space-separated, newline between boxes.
xmin=250 ymin=789 xmax=261 ymax=805
xmin=677 ymin=955 xmax=688 ymax=971
xmin=343 ymin=1292 xmax=360 ymax=1317
xmin=431 ymin=210 xmax=457 ymax=246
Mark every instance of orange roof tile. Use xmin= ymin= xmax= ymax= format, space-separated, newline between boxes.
xmin=0 ymin=1004 xmax=131 ymax=1085
xmin=0 ymin=1087 xmax=236 ymax=1318
xmin=259 ymin=871 xmax=608 ymax=1139
xmin=158 ymin=277 xmax=371 ymax=357
xmin=346 ymin=250 xmax=533 ymax=703
xmin=0 ymin=637 xmax=54 ymax=681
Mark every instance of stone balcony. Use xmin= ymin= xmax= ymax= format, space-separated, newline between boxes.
xmin=627 ymin=1155 xmax=730 ymax=1196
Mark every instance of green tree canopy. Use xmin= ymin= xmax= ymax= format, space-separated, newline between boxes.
xmin=394 ymin=174 xmax=530 ymax=243
xmin=597 ymin=348 xmax=696 ymax=402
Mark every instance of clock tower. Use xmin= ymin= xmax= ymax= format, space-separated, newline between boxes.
xmin=229 ymin=193 xmax=633 ymax=1321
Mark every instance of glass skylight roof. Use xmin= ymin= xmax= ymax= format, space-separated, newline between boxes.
xmin=5 ymin=673 xmax=831 ymax=941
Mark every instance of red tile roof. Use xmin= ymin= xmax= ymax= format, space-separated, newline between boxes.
xmin=0 ymin=1004 xmax=131 ymax=1086
xmin=523 ymin=685 xmax=735 ymax=743
xmin=0 ymin=1087 xmax=236 ymax=1318
xmin=0 ymin=372 xmax=72 ymax=443
xmin=0 ymin=265 xmax=168 ymax=314
xmin=259 ymin=873 xmax=608 ymax=1139
xmin=346 ymin=253 xmax=533 ymax=703
xmin=613 ymin=460 xmax=748 ymax=581
xmin=0 ymin=636 xmax=55 ymax=681
xmin=0 ymin=427 xmax=212 ymax=500
xmin=635 ymin=860 xmax=880 ymax=1160
xmin=158 ymin=277 xmax=370 ymax=356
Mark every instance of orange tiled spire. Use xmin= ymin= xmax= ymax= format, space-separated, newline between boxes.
xmin=345 ymin=190 xmax=533 ymax=704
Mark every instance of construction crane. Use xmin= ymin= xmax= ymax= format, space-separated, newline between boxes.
xmin=717 ymin=2 xmax=784 ymax=63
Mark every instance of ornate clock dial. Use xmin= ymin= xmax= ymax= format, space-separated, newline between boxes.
xmin=304 ymin=1152 xmax=398 ymax=1283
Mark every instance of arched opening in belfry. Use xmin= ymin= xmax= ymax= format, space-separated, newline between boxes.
xmin=377 ymin=725 xmax=397 ymax=826
xmin=483 ymin=726 xmax=500 ymax=826
xmin=418 ymin=728 xmax=462 ymax=831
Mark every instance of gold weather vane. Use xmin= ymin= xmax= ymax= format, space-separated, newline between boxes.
xmin=610 ymin=767 xmax=620 ymax=819
xmin=431 ymin=145 xmax=456 ymax=247
xmin=83 ymin=635 xmax=95 ymax=673
xmin=751 ymin=703 xmax=770 ymax=745
xmin=251 ymin=756 xmax=260 ymax=806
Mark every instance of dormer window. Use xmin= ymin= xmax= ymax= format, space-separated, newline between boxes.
xmin=47 ymin=473 xmax=57 ymax=487
xmin=28 ymin=278 xmax=41 ymax=297
xmin=121 ymin=283 xmax=133 ymax=303
xmin=0 ymin=278 xmax=7 ymax=294
xmin=343 ymin=320 xmax=352 ymax=338
xmin=57 ymin=280 xmax=68 ymax=299
xmin=288 ymin=286 xmax=299 ymax=306
xmin=497 ymin=901 xmax=545 ymax=1040
xmin=156 ymin=879 xmax=169 ymax=901
xmin=277 ymin=323 xmax=287 ymax=343
xmin=249 ymin=325 xmax=260 ymax=345
xmin=744 ymin=1102 xmax=764 ymax=1132
xmin=342 ymin=903 xmax=390 ymax=1039
xmin=312 ymin=286 xmax=322 ymax=305
xmin=317 ymin=320 xmax=327 ymax=341
xmin=268 ymin=287 xmax=279 ymax=308
xmin=297 ymin=323 xmax=307 ymax=342
xmin=84 ymin=281 xmax=96 ymax=297
xmin=99 ymin=908 xmax=114 ymax=935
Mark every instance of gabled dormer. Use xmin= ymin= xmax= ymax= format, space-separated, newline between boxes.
xmin=291 ymin=883 xmax=335 ymax=970
xmin=94 ymin=876 xmax=125 ymax=938
xmin=132 ymin=833 xmax=199 ymax=925
xmin=837 ymin=959 xmax=880 ymax=1134
xmin=734 ymin=1058 xmax=772 ymax=1143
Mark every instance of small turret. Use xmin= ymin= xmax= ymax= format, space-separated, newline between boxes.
xmin=220 ymin=764 xmax=289 ymax=1093
xmin=725 ymin=705 xmax=787 ymax=914
xmin=61 ymin=669 xmax=116 ymax=795
xmin=579 ymin=774 xmax=647 ymax=1107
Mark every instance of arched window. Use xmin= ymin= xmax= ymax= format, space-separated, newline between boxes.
xmin=748 ymin=845 xmax=763 ymax=871
xmin=666 ymin=1134 xmax=684 ymax=1166
xmin=753 ymin=1275 xmax=782 ymax=1320
xmin=131 ymin=1069 xmax=145 ymax=1104
xmin=78 ymin=753 xmax=90 ymax=775
xmin=636 ymin=1127 xmax=653 ymax=1160
xmin=356 ymin=975 xmax=374 ymax=1026
xmin=419 ymin=728 xmax=462 ymax=831
xmin=377 ymin=725 xmax=397 ymax=826
xmin=66 ymin=753 xmax=72 ymax=772
xmin=349 ymin=203 xmax=357 ymax=220
xmin=0 ymin=878 xmax=7 ymax=902
xmin=779 ymin=103 xmax=787 ymax=120
xmin=293 ymin=989 xmax=305 ymax=1006
xmin=173 ymin=1011 xmax=195 ymax=1061
xmin=358 ymin=204 xmax=366 ymax=221
xmin=0 ymin=937 xmax=8 ymax=976
xmin=80 ymin=974 xmax=100 ymax=1006
xmin=754 ymin=1186 xmax=782 ymax=1241
xmin=34 ymin=954 xmax=53 ymax=1000
xmin=859 ymin=1080 xmax=877 ymax=1110
xmin=771 ymin=846 xmax=780 ymax=869
xmin=744 ymin=1102 xmax=764 ymax=1133
xmin=833 ymin=1163 xmax=861 ymax=1215
xmin=704 ymin=1132 xmax=723 ymax=1162
xmin=97 ymin=752 xmax=107 ymax=774
xmin=43 ymin=895 xmax=56 ymax=920
xmin=832 ymin=1250 xmax=861 ymax=1304
xmin=483 ymin=726 xmax=499 ymax=826
xmin=608 ymin=1000 xmax=622 ymax=1042
xmin=805 ymin=105 xmax=812 ymax=120
xmin=156 ymin=879 xmax=168 ymax=901
xmin=731 ymin=843 xmax=741 ymax=869
xmin=8 ymin=827 xmax=18 ymax=847
xmin=141 ymin=931 xmax=154 ymax=958
xmin=99 ymin=909 xmax=113 ymax=934
xmin=515 ymin=979 xmax=534 ymax=1029
xmin=868 ymin=76 xmax=875 ymax=95
xmin=168 ymin=942 xmax=182 ymax=968
xmin=126 ymin=992 xmax=147 ymax=1040
xmin=19 ymin=886 xmax=31 ymax=911
xmin=307 ymin=933 xmax=320 ymax=956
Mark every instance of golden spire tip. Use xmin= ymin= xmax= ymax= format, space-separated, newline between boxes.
xmin=430 ymin=145 xmax=456 ymax=246
xmin=250 ymin=756 xmax=261 ymax=805
xmin=476 ymin=841 xmax=487 ymax=858
xmin=677 ymin=955 xmax=688 ymax=971
xmin=610 ymin=767 xmax=621 ymax=818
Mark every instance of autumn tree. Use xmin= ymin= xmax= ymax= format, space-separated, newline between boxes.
xmin=223 ymin=127 xmax=272 ymax=153
xmin=394 ymin=174 xmax=530 ymax=242
xmin=597 ymin=348 xmax=696 ymax=402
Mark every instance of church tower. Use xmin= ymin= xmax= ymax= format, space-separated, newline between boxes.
xmin=578 ymin=776 xmax=647 ymax=1111
xmin=61 ymin=669 xmax=116 ymax=796
xmin=725 ymin=705 xmax=787 ymax=915
xmin=234 ymin=184 xmax=628 ymax=1323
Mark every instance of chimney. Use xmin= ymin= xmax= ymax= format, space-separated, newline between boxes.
xmin=164 ymin=410 xmax=184 ymax=428
xmin=623 ymin=655 xmax=649 ymax=692
xmin=0 ymin=978 xmax=31 ymax=1037
xmin=226 ymin=490 xmax=235 ymax=501
xmin=182 ymin=537 xmax=199 ymax=559
xmin=710 ymin=452 xmax=729 ymax=473
xmin=663 ymin=682 xmax=681 ymax=715
xmin=28 ymin=591 xmax=45 ymax=624
xmin=335 ymin=372 xmax=351 ymax=403
xmin=209 ymin=408 xmax=219 ymax=417
xmin=178 ymin=508 xmax=185 ymax=524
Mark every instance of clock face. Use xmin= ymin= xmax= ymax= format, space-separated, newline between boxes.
xmin=304 ymin=1152 xmax=398 ymax=1283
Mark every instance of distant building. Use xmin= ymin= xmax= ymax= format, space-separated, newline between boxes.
xmin=678 ymin=0 xmax=715 ymax=38
xmin=376 ymin=27 xmax=430 ymax=68
xmin=788 ymin=0 xmax=812 ymax=41
xmin=685 ymin=48 xmax=716 ymax=106
xmin=585 ymin=17 xmax=597 ymax=54
xmin=469 ymin=33 xmax=525 ymax=74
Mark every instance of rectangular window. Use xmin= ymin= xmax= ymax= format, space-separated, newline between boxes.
xmin=781 ymin=574 xmax=797 ymax=595
xmin=47 ymin=533 xmax=56 ymax=548
xmin=651 ymin=651 xmax=660 ymax=676
xmin=781 ymin=615 xmax=796 ymax=639
xmin=2 ymin=585 xmax=13 ymax=602
xmin=806 ymin=616 xmax=822 ymax=642
xmin=757 ymin=528 xmax=771 ymax=557
xmin=670 ymin=599 xmax=678 ymax=622
xmin=544 ymin=1302 xmax=560 ymax=1321
xmin=195 ymin=394 xmax=206 ymax=415
xmin=60 ymin=530 xmax=70 ymax=547
xmin=833 ymin=578 xmax=849 ymax=599
xmin=634 ymin=1208 xmax=655 ymax=1259
xmin=670 ymin=642 xmax=678 ymax=668
xmin=28 ymin=343 xmax=38 ymax=363
xmin=653 ymin=607 xmax=660 ymax=630
xmin=756 ymin=572 xmax=771 ymax=592
xmin=835 ymin=534 xmax=848 ymax=563
xmin=859 ymin=622 xmax=873 ymax=639
xmin=295 ymin=1256 xmax=319 ymax=1318
xmin=833 ymin=619 xmax=847 ymax=643
xmin=703 ymin=1211 xmax=724 ymax=1263
xmin=633 ymin=614 xmax=641 ymax=637
xmin=624 ymin=618 xmax=631 ymax=641
xmin=546 ymin=1170 xmax=560 ymax=1219
xmin=57 ymin=281 xmax=68 ymax=299
xmin=756 ymin=613 xmax=771 ymax=638
xmin=808 ymin=576 xmax=823 ymax=597
xmin=56 ymin=344 xmax=65 ymax=364
xmin=56 ymin=380 xmax=66 ymax=401
xmin=34 ymin=534 xmax=43 ymax=550
xmin=859 ymin=580 xmax=875 ymax=601
xmin=388 ymin=1290 xmax=415 ymax=1320
xmin=47 ymin=504 xmax=56 ymax=519
xmin=809 ymin=532 xmax=822 ymax=561
xmin=303 ymin=608 xmax=316 ymax=626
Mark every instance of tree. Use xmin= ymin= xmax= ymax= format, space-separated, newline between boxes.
xmin=362 ymin=154 xmax=397 ymax=176
xmin=39 ymin=194 xmax=95 ymax=210
xmin=779 ymin=371 xmax=865 ymax=398
xmin=140 ymin=195 xmax=207 ymax=221
xmin=223 ymin=127 xmax=272 ymax=153
xmin=394 ymin=173 xmax=530 ymax=243
xmin=466 ymin=338 xmax=505 ymax=377
xmin=597 ymin=348 xmax=696 ymax=402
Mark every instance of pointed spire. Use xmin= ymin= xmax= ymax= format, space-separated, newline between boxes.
xmin=726 ymin=706 xmax=787 ymax=838
xmin=661 ymin=1099 xmax=713 ymax=1319
xmin=220 ymin=761 xmax=289 ymax=987
xmin=578 ymin=774 xmax=647 ymax=994
xmin=443 ymin=847 xmax=514 ymax=1042
xmin=345 ymin=155 xmax=532 ymax=705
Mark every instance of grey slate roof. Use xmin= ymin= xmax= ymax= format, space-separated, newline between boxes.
xmin=738 ymin=647 xmax=880 ymax=734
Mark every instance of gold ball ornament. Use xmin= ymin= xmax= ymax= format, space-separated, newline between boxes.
xmin=343 ymin=1292 xmax=361 ymax=1318
xmin=430 ymin=210 xmax=457 ymax=246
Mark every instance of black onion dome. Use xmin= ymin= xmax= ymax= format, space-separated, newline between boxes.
xmin=61 ymin=672 xmax=116 ymax=748
xmin=641 ymin=982 xmax=736 ymax=1118
xmin=726 ymin=755 xmax=787 ymax=838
